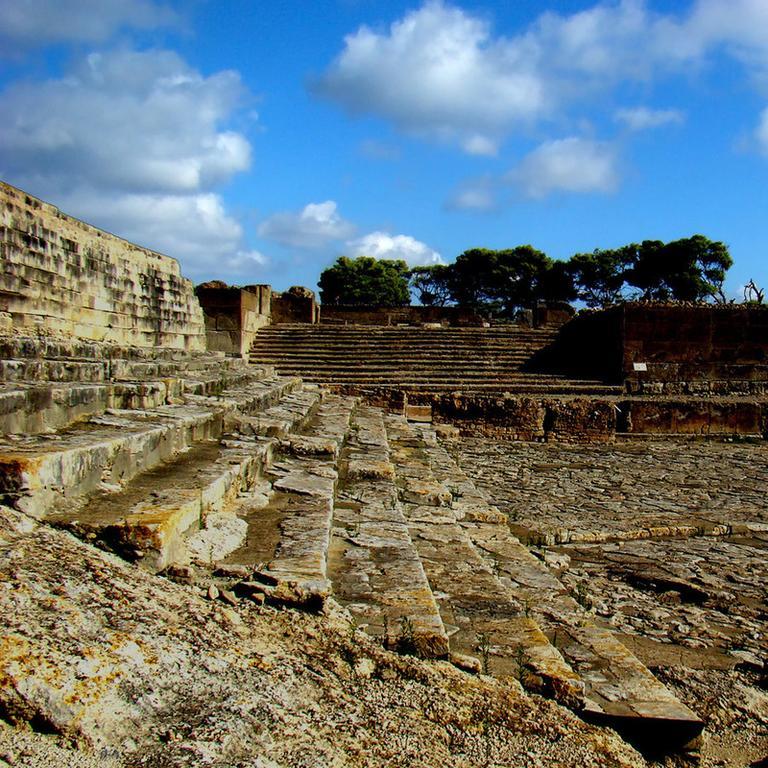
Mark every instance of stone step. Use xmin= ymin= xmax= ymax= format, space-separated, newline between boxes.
xmin=47 ymin=435 xmax=275 ymax=572
xmin=329 ymin=382 xmax=624 ymax=395
xmin=0 ymin=335 xmax=228 ymax=362
xmin=0 ymin=352 xmax=251 ymax=383
xmin=228 ymin=386 xmax=323 ymax=438
xmin=0 ymin=366 xmax=277 ymax=435
xmin=0 ymin=375 xmax=300 ymax=518
xmin=250 ymin=351 xmax=541 ymax=361
xmin=272 ymin=370 xmax=605 ymax=382
xmin=416 ymin=426 xmax=704 ymax=748
xmin=221 ymin=394 xmax=357 ymax=607
xmin=253 ymin=359 xmax=546 ymax=370
xmin=383 ymin=414 xmax=584 ymax=708
xmin=250 ymin=348 xmax=548 ymax=360
xmin=328 ymin=404 xmax=450 ymax=658
xmin=255 ymin=325 xmax=558 ymax=337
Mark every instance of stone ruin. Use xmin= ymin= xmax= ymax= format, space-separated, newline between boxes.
xmin=1 ymin=180 xmax=767 ymax=765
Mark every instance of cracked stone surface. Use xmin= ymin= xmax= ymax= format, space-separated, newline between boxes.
xmin=456 ymin=435 xmax=768 ymax=767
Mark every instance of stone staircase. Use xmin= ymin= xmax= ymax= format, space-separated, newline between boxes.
xmin=0 ymin=337 xmax=703 ymax=752
xmin=249 ymin=325 xmax=622 ymax=396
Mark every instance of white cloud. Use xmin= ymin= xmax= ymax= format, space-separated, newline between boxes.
xmin=0 ymin=0 xmax=176 ymax=51
xmin=359 ymin=139 xmax=401 ymax=160
xmin=346 ymin=232 xmax=442 ymax=266
xmin=316 ymin=0 xmax=768 ymax=155
xmin=615 ymin=106 xmax=685 ymax=131
xmin=0 ymin=49 xmax=250 ymax=194
xmin=462 ymin=135 xmax=499 ymax=157
xmin=445 ymin=177 xmax=496 ymax=211
xmin=510 ymin=137 xmax=619 ymax=199
xmin=0 ymin=48 xmax=259 ymax=280
xmin=314 ymin=1 xmax=545 ymax=155
xmin=258 ymin=201 xmax=355 ymax=249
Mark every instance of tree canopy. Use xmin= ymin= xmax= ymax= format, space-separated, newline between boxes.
xmin=410 ymin=246 xmax=575 ymax=317
xmin=318 ymin=256 xmax=410 ymax=306
xmin=318 ymin=235 xmax=733 ymax=311
xmin=570 ymin=235 xmax=732 ymax=306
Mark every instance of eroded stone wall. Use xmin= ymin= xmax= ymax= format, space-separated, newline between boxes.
xmin=271 ymin=288 xmax=319 ymax=324
xmin=196 ymin=284 xmax=271 ymax=356
xmin=0 ymin=181 xmax=206 ymax=350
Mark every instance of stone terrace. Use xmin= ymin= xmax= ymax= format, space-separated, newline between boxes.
xmin=455 ymin=435 xmax=768 ymax=761
xmin=0 ymin=333 xmax=704 ymax=754
xmin=249 ymin=323 xmax=621 ymax=396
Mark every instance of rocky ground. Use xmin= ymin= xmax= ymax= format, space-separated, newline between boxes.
xmin=0 ymin=504 xmax=645 ymax=768
xmin=457 ymin=437 xmax=768 ymax=768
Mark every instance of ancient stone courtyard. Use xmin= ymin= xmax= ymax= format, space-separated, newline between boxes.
xmin=457 ymin=437 xmax=768 ymax=765
xmin=0 ymin=180 xmax=767 ymax=768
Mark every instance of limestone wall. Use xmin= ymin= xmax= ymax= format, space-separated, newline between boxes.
xmin=0 ymin=181 xmax=206 ymax=350
xmin=319 ymin=305 xmax=484 ymax=326
xmin=196 ymin=285 xmax=271 ymax=357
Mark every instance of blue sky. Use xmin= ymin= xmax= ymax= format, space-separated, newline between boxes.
xmin=1 ymin=0 xmax=767 ymax=298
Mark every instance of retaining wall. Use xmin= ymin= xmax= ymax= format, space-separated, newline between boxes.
xmin=0 ymin=181 xmax=206 ymax=350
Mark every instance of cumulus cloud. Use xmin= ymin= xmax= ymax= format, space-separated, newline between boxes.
xmin=314 ymin=1 xmax=545 ymax=155
xmin=614 ymin=106 xmax=685 ymax=131
xmin=510 ymin=137 xmax=619 ymax=199
xmin=258 ymin=201 xmax=355 ymax=249
xmin=60 ymin=190 xmax=258 ymax=280
xmin=0 ymin=48 xmax=259 ymax=279
xmin=0 ymin=0 xmax=176 ymax=51
xmin=0 ymin=49 xmax=250 ymax=194
xmin=346 ymin=232 xmax=442 ymax=266
xmin=316 ymin=0 xmax=768 ymax=155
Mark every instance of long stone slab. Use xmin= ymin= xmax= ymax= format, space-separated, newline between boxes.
xmin=48 ymin=436 xmax=274 ymax=572
xmin=384 ymin=414 xmax=584 ymax=707
xmin=418 ymin=427 xmax=704 ymax=745
xmin=329 ymin=405 xmax=450 ymax=658
xmin=224 ymin=394 xmax=356 ymax=607
xmin=0 ymin=377 xmax=301 ymax=518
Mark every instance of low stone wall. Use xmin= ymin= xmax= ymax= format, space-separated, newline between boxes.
xmin=409 ymin=393 xmax=617 ymax=442
xmin=272 ymin=289 xmax=319 ymax=324
xmin=534 ymin=303 xmax=768 ymax=394
xmin=196 ymin=285 xmax=271 ymax=357
xmin=529 ymin=308 xmax=625 ymax=383
xmin=0 ymin=181 xmax=206 ymax=350
xmin=319 ymin=305 xmax=484 ymax=326
xmin=364 ymin=390 xmax=768 ymax=441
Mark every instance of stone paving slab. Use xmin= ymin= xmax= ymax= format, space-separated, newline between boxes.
xmin=385 ymin=414 xmax=584 ymax=707
xmin=419 ymin=427 xmax=702 ymax=735
xmin=557 ymin=536 xmax=768 ymax=668
xmin=328 ymin=405 xmax=450 ymax=658
xmin=457 ymin=438 xmax=768 ymax=544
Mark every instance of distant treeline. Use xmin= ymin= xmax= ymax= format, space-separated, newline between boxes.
xmin=318 ymin=235 xmax=738 ymax=315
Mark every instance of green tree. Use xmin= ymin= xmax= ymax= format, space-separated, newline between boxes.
xmin=450 ymin=246 xmax=571 ymax=316
xmin=626 ymin=235 xmax=732 ymax=302
xmin=567 ymin=246 xmax=635 ymax=307
xmin=318 ymin=256 xmax=411 ymax=306
xmin=409 ymin=264 xmax=454 ymax=306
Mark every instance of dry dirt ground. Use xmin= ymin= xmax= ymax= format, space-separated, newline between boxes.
xmin=457 ymin=437 xmax=768 ymax=768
